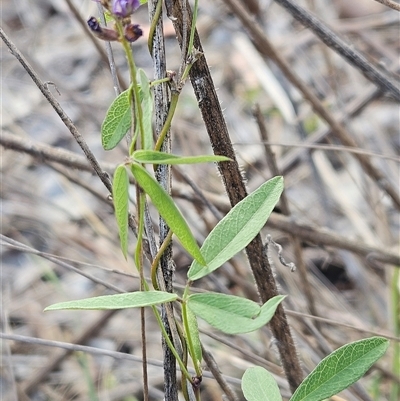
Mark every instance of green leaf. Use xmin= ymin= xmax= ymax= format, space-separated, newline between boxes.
xmin=138 ymin=69 xmax=153 ymax=150
xmin=131 ymin=163 xmax=206 ymax=266
xmin=188 ymin=176 xmax=283 ymax=281
xmin=101 ymin=89 xmax=132 ymax=150
xmin=258 ymin=295 xmax=286 ymax=325
xmin=290 ymin=337 xmax=390 ymax=401
xmin=132 ymin=150 xmax=230 ymax=165
xmin=187 ymin=293 xmax=285 ymax=335
xmin=185 ymin=306 xmax=202 ymax=365
xmin=113 ymin=165 xmax=129 ymax=259
xmin=242 ymin=367 xmax=282 ymax=401
xmin=44 ymin=291 xmax=178 ymax=311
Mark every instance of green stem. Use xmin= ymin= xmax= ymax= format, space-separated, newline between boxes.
xmin=187 ymin=0 xmax=199 ymax=56
xmin=135 ymin=191 xmax=145 ymax=274
xmin=182 ymin=301 xmax=202 ymax=377
xmin=151 ymin=303 xmax=193 ymax=382
xmin=180 ymin=62 xmax=194 ymax=84
xmin=151 ymin=229 xmax=173 ymax=290
xmin=175 ymin=319 xmax=190 ymax=400
xmin=147 ymin=0 xmax=163 ymax=54
xmin=154 ymin=91 xmax=179 ymax=152
xmin=150 ymin=77 xmax=171 ymax=88
xmin=134 ymin=202 xmax=189 ymax=381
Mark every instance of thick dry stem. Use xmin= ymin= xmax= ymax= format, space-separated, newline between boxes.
xmin=165 ymin=0 xmax=303 ymax=392
xmin=148 ymin=1 xmax=178 ymax=399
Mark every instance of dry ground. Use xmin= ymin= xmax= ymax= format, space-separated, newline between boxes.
xmin=1 ymin=0 xmax=399 ymax=400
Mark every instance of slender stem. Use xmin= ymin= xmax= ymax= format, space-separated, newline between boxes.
xmin=175 ymin=319 xmax=190 ymax=400
xmin=95 ymin=2 xmax=122 ymax=95
xmin=135 ymin=190 xmax=149 ymax=400
xmin=151 ymin=230 xmax=173 ymax=290
xmin=187 ymin=0 xmax=199 ymax=56
xmin=180 ymin=62 xmax=195 ymax=84
xmin=151 ymin=304 xmax=193 ymax=382
xmin=133 ymin=195 xmax=189 ymax=384
xmin=154 ymin=92 xmax=179 ymax=152
xmin=147 ymin=0 xmax=163 ymax=54
xmin=150 ymin=77 xmax=171 ymax=88
xmin=181 ymin=302 xmax=202 ymax=377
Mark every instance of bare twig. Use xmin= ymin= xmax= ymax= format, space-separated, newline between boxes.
xmin=273 ymin=0 xmax=400 ymax=100
xmin=372 ymin=0 xmax=400 ymax=11
xmin=278 ymin=86 xmax=382 ymax=174
xmin=20 ymin=309 xmax=118 ymax=395
xmin=1 ymin=236 xmax=128 ymax=294
xmin=220 ymin=0 xmax=400 ymax=210
xmin=0 ymin=27 xmax=112 ymax=194
xmin=267 ymin=213 xmax=400 ymax=265
xmin=201 ymin=345 xmax=239 ymax=401
xmin=0 ymin=332 xmax=243 ymax=385
xmin=3 ymin=133 xmax=397 ymax=271
xmin=254 ymin=105 xmax=318 ymax=318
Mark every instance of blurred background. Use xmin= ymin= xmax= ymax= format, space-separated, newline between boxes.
xmin=1 ymin=0 xmax=399 ymax=400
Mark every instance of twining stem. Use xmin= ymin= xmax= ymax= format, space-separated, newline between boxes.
xmin=154 ymin=92 xmax=179 ymax=152
xmin=153 ymin=55 xmax=201 ymax=155
xmin=151 ymin=229 xmax=173 ymax=290
xmin=147 ymin=0 xmax=163 ymax=54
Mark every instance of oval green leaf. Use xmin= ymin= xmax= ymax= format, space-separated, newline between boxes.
xmin=290 ymin=336 xmax=389 ymax=401
xmin=113 ymin=165 xmax=129 ymax=258
xmin=131 ymin=163 xmax=206 ymax=266
xmin=242 ymin=367 xmax=282 ymax=401
xmin=101 ymin=88 xmax=132 ymax=150
xmin=138 ymin=69 xmax=153 ymax=150
xmin=44 ymin=291 xmax=178 ymax=311
xmin=188 ymin=176 xmax=283 ymax=281
xmin=187 ymin=293 xmax=285 ymax=335
xmin=132 ymin=150 xmax=230 ymax=165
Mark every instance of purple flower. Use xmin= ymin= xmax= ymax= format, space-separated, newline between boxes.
xmin=112 ymin=0 xmax=140 ymax=18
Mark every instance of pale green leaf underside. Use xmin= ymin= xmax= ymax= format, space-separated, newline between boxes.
xmin=186 ymin=306 xmax=202 ymax=364
xmin=113 ymin=165 xmax=129 ymax=258
xmin=132 ymin=150 xmax=230 ymax=165
xmin=44 ymin=291 xmax=178 ymax=311
xmin=187 ymin=293 xmax=285 ymax=334
xmin=242 ymin=367 xmax=282 ymax=401
xmin=188 ymin=176 xmax=283 ymax=281
xmin=290 ymin=337 xmax=389 ymax=401
xmin=138 ymin=69 xmax=153 ymax=150
xmin=131 ymin=163 xmax=206 ymax=266
xmin=101 ymin=89 xmax=131 ymax=150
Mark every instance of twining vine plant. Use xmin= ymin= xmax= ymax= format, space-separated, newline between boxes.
xmin=45 ymin=1 xmax=389 ymax=400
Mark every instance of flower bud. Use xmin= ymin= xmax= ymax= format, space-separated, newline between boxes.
xmin=124 ymin=24 xmax=143 ymax=42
